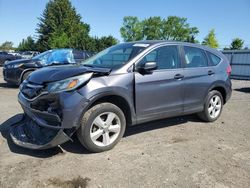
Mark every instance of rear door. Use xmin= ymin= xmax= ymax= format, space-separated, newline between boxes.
xmin=181 ymin=45 xmax=215 ymax=113
xmin=135 ymin=45 xmax=184 ymax=123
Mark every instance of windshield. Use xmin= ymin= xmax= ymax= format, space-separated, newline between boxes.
xmin=81 ymin=43 xmax=147 ymax=69
xmin=32 ymin=50 xmax=51 ymax=61
xmin=32 ymin=49 xmax=75 ymax=66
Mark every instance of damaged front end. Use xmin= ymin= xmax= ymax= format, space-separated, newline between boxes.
xmin=10 ymin=81 xmax=87 ymax=149
xmin=9 ymin=66 xmax=108 ymax=149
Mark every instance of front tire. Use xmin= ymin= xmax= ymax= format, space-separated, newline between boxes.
xmin=198 ymin=90 xmax=223 ymax=122
xmin=22 ymin=71 xmax=32 ymax=82
xmin=77 ymin=103 xmax=126 ymax=153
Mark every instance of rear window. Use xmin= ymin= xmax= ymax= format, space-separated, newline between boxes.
xmin=183 ymin=46 xmax=208 ymax=68
xmin=207 ymin=52 xmax=221 ymax=66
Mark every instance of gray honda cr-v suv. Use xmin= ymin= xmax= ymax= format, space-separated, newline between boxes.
xmin=10 ymin=41 xmax=232 ymax=152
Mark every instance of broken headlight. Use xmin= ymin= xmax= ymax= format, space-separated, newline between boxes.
xmin=46 ymin=73 xmax=93 ymax=93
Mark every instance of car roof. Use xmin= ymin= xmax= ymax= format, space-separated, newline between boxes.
xmin=125 ymin=40 xmax=206 ymax=48
xmin=124 ymin=40 xmax=222 ymax=57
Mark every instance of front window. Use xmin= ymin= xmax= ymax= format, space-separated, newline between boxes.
xmin=81 ymin=43 xmax=147 ymax=69
xmin=139 ymin=45 xmax=180 ymax=70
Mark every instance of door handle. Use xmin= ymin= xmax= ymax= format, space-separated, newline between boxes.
xmin=208 ymin=70 xmax=215 ymax=75
xmin=174 ymin=74 xmax=184 ymax=80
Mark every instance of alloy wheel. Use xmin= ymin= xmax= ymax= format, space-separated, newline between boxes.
xmin=208 ymin=95 xmax=222 ymax=119
xmin=90 ymin=112 xmax=121 ymax=147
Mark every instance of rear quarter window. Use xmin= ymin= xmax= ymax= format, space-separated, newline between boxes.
xmin=207 ymin=52 xmax=221 ymax=66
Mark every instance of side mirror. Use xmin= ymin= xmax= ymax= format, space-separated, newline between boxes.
xmin=138 ymin=61 xmax=157 ymax=73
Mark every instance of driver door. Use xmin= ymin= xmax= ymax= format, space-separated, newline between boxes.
xmin=135 ymin=45 xmax=184 ymax=123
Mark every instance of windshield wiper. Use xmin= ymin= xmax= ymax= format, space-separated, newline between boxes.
xmin=47 ymin=62 xmax=70 ymax=66
xmin=82 ymin=64 xmax=94 ymax=67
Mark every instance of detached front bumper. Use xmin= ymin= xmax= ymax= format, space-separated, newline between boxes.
xmin=10 ymin=115 xmax=70 ymax=150
xmin=10 ymin=90 xmax=89 ymax=149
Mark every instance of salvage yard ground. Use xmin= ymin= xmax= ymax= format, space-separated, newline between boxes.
xmin=0 ymin=67 xmax=250 ymax=188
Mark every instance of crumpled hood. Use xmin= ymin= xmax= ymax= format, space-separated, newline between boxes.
xmin=27 ymin=64 xmax=111 ymax=84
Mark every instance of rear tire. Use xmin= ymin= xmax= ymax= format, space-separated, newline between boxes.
xmin=77 ymin=103 xmax=126 ymax=153
xmin=198 ymin=90 xmax=223 ymax=122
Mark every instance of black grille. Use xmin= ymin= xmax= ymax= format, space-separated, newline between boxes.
xmin=21 ymin=82 xmax=44 ymax=99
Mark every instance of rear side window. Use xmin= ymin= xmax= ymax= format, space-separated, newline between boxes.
xmin=140 ymin=45 xmax=180 ymax=70
xmin=183 ymin=46 xmax=208 ymax=68
xmin=207 ymin=52 xmax=221 ymax=66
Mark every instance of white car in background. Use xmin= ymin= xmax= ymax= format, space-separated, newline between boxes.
xmin=20 ymin=51 xmax=40 ymax=59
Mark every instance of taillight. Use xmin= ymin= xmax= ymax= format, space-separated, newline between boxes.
xmin=226 ymin=65 xmax=232 ymax=76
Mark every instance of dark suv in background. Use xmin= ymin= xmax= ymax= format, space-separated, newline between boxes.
xmin=3 ymin=49 xmax=93 ymax=85
xmin=0 ymin=51 xmax=21 ymax=66
xmin=10 ymin=41 xmax=232 ymax=152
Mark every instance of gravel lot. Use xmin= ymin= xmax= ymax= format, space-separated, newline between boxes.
xmin=0 ymin=67 xmax=250 ymax=188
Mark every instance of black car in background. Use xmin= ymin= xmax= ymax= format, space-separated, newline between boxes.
xmin=3 ymin=49 xmax=93 ymax=85
xmin=0 ymin=51 xmax=21 ymax=66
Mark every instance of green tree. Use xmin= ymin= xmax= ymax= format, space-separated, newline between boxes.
xmin=79 ymin=36 xmax=118 ymax=53
xmin=142 ymin=17 xmax=162 ymax=40
xmin=120 ymin=16 xmax=143 ymax=42
xmin=36 ymin=0 xmax=90 ymax=51
xmin=230 ymin=38 xmax=244 ymax=50
xmin=162 ymin=16 xmax=199 ymax=42
xmin=17 ymin=36 xmax=36 ymax=51
xmin=48 ymin=31 xmax=69 ymax=49
xmin=120 ymin=16 xmax=199 ymax=42
xmin=202 ymin=29 xmax=219 ymax=48
xmin=0 ymin=41 xmax=14 ymax=51
xmin=96 ymin=36 xmax=118 ymax=52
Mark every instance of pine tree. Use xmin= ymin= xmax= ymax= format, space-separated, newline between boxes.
xmin=202 ymin=29 xmax=219 ymax=48
xmin=17 ymin=36 xmax=36 ymax=51
xmin=36 ymin=0 xmax=90 ymax=51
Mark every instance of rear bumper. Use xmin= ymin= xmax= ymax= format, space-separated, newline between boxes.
xmin=225 ymin=78 xmax=232 ymax=103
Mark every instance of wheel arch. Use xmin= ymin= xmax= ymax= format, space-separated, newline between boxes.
xmin=208 ymin=84 xmax=227 ymax=104
xmin=84 ymin=93 xmax=136 ymax=126
xmin=19 ymin=68 xmax=36 ymax=84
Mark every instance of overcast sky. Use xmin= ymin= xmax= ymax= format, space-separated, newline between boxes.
xmin=0 ymin=0 xmax=249 ymax=48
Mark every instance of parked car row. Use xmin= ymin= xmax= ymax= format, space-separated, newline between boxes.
xmin=0 ymin=51 xmax=22 ymax=66
xmin=3 ymin=49 xmax=93 ymax=85
xmin=0 ymin=51 xmax=41 ymax=66
xmin=4 ymin=41 xmax=232 ymax=153
xmin=18 ymin=51 xmax=40 ymax=59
